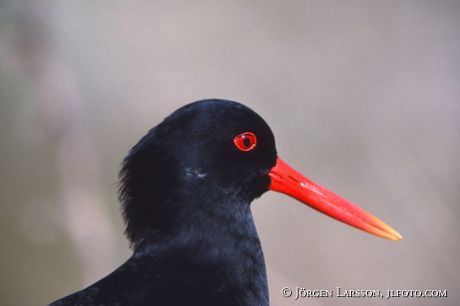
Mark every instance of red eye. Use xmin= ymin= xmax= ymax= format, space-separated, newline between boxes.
xmin=233 ymin=132 xmax=257 ymax=152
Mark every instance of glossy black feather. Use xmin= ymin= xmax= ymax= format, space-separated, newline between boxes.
xmin=50 ymin=99 xmax=277 ymax=306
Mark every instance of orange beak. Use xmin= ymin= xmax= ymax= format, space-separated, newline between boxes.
xmin=269 ymin=157 xmax=402 ymax=241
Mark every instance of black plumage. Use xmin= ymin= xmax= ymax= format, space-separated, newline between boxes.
xmin=50 ymin=99 xmax=277 ymax=306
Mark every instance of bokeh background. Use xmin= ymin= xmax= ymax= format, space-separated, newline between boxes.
xmin=1 ymin=1 xmax=459 ymax=305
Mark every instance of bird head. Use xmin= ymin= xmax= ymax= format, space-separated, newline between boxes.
xmin=119 ymin=99 xmax=401 ymax=249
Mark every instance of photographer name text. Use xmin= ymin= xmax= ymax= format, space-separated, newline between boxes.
xmin=281 ymin=287 xmax=448 ymax=300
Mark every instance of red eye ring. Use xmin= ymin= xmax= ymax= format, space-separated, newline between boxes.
xmin=233 ymin=132 xmax=257 ymax=152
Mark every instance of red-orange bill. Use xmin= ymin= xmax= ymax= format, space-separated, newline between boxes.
xmin=268 ymin=157 xmax=402 ymax=241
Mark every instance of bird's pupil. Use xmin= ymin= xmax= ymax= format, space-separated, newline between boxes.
xmin=243 ymin=137 xmax=251 ymax=147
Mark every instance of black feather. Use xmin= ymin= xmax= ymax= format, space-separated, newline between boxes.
xmin=50 ymin=99 xmax=277 ymax=306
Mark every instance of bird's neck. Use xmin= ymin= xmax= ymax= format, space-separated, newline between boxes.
xmin=136 ymin=194 xmax=260 ymax=259
xmin=132 ymin=195 xmax=269 ymax=305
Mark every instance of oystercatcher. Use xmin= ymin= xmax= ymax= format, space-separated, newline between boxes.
xmin=50 ymin=99 xmax=401 ymax=306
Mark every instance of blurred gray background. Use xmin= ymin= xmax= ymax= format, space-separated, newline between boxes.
xmin=1 ymin=1 xmax=459 ymax=305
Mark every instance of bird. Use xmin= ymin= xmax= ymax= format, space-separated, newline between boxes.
xmin=49 ymin=99 xmax=402 ymax=306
